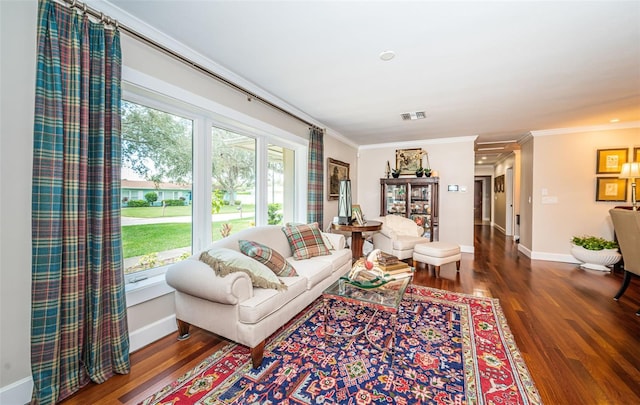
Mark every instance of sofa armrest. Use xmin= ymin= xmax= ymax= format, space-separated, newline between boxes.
xmin=324 ymin=232 xmax=346 ymax=250
xmin=165 ymin=258 xmax=253 ymax=305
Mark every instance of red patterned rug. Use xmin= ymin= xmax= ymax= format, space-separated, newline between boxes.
xmin=141 ymin=286 xmax=541 ymax=404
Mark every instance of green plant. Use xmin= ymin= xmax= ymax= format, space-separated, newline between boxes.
xmin=571 ymin=235 xmax=618 ymax=251
xmin=144 ymin=191 xmax=158 ymax=204
xmin=126 ymin=199 xmax=150 ymax=207
xmin=268 ymin=203 xmax=283 ymax=225
xmin=137 ymin=252 xmax=158 ymax=268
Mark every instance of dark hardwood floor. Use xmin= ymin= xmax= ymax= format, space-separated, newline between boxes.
xmin=62 ymin=224 xmax=640 ymax=404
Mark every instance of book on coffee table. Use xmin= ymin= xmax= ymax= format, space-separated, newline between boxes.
xmin=380 ymin=262 xmax=410 ymax=272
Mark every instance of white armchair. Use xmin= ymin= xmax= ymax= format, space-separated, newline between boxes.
xmin=371 ymin=215 xmax=426 ymax=260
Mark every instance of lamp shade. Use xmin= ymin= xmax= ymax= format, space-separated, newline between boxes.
xmin=619 ymin=162 xmax=640 ymax=179
xmin=337 ymin=179 xmax=352 ymax=225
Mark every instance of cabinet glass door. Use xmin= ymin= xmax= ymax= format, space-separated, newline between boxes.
xmin=385 ymin=184 xmax=407 ymax=215
xmin=410 ymin=184 xmax=432 ymax=239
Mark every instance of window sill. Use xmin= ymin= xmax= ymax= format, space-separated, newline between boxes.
xmin=125 ymin=274 xmax=174 ymax=307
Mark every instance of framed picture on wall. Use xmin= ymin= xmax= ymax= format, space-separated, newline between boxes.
xmin=595 ymin=177 xmax=627 ymax=202
xmin=395 ymin=148 xmax=423 ymax=174
xmin=596 ymin=148 xmax=628 ymax=174
xmin=327 ymin=158 xmax=349 ymax=200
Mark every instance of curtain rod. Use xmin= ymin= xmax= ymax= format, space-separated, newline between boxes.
xmin=60 ymin=0 xmax=321 ymax=131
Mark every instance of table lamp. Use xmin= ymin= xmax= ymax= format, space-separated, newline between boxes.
xmin=620 ymin=162 xmax=640 ymax=211
xmin=337 ymin=179 xmax=352 ymax=224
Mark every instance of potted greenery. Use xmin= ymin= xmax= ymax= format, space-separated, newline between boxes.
xmin=391 ymin=169 xmax=401 ymax=178
xmin=570 ymin=235 xmax=621 ymax=272
xmin=415 ymin=168 xmax=424 ymax=177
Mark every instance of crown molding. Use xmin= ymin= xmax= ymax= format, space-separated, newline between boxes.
xmin=359 ymin=135 xmax=478 ymax=151
xmin=531 ymin=121 xmax=640 ymax=137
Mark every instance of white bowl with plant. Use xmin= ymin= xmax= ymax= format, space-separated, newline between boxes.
xmin=570 ymin=235 xmax=621 ymax=272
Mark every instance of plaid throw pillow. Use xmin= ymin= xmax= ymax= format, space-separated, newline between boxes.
xmin=239 ymin=240 xmax=298 ymax=277
xmin=281 ymin=222 xmax=331 ymax=260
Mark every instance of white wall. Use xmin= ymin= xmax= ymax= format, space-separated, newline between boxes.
xmin=528 ymin=125 xmax=640 ymax=262
xmin=357 ymin=137 xmax=476 ymax=252
xmin=0 ymin=1 xmax=37 ymax=403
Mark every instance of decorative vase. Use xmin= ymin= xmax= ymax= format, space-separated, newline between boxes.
xmin=392 ymin=172 xmax=400 ymax=178
xmin=570 ymin=244 xmax=621 ymax=272
xmin=415 ymin=171 xmax=423 ymax=177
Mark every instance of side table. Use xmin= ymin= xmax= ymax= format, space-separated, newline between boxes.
xmin=331 ymin=220 xmax=382 ymax=262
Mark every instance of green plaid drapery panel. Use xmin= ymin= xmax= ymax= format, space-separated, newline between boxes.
xmin=307 ymin=127 xmax=324 ymax=226
xmin=31 ymin=1 xmax=129 ymax=403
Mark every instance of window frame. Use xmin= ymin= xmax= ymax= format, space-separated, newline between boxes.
xmin=121 ymin=71 xmax=308 ymax=286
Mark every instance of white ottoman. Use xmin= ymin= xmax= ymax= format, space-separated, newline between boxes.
xmin=413 ymin=242 xmax=461 ymax=276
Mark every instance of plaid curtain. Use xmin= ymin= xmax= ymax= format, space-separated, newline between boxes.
xmin=307 ymin=126 xmax=324 ymax=225
xmin=31 ymin=1 xmax=129 ymax=403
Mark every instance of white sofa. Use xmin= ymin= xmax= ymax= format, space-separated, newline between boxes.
xmin=371 ymin=215 xmax=427 ymax=260
xmin=165 ymin=225 xmax=351 ymax=368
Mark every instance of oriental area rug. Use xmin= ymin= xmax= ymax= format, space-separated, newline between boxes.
xmin=141 ymin=286 xmax=542 ymax=405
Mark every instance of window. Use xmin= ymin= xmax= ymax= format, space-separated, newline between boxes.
xmin=267 ymin=144 xmax=296 ymax=225
xmin=211 ymin=127 xmax=256 ymax=239
xmin=121 ymin=80 xmax=307 ymax=285
xmin=121 ymin=100 xmax=193 ymax=281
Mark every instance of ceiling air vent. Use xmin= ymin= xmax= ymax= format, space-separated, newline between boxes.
xmin=401 ymin=111 xmax=426 ymax=121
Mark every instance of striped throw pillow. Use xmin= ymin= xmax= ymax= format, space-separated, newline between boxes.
xmin=239 ymin=240 xmax=298 ymax=277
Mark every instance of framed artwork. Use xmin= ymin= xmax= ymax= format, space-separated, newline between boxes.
xmin=327 ymin=158 xmax=349 ymax=200
xmin=634 ymin=147 xmax=640 ymax=162
xmin=595 ymin=177 xmax=627 ymax=202
xmin=395 ymin=148 xmax=423 ymax=174
xmin=596 ymin=148 xmax=628 ymax=174
xmin=352 ymin=204 xmax=364 ymax=225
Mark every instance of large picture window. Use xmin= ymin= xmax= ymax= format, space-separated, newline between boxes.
xmin=121 ymin=84 xmax=306 ymax=285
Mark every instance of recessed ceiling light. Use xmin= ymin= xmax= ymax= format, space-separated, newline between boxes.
xmin=482 ymin=156 xmax=487 ymax=160
xmin=610 ymin=118 xmax=620 ymax=123
xmin=379 ymin=50 xmax=395 ymax=61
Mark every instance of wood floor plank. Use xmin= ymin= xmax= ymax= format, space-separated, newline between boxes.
xmin=60 ymin=224 xmax=640 ymax=404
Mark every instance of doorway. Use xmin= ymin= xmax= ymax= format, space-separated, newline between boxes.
xmin=474 ymin=176 xmax=492 ymax=225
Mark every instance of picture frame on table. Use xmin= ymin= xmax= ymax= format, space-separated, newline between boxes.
xmin=352 ymin=204 xmax=365 ymax=226
xmin=595 ymin=177 xmax=627 ymax=202
xmin=327 ymin=158 xmax=349 ymax=201
xmin=395 ymin=148 xmax=423 ymax=174
xmin=596 ymin=148 xmax=628 ymax=174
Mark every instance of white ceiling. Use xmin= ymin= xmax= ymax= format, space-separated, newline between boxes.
xmin=105 ymin=0 xmax=640 ymax=164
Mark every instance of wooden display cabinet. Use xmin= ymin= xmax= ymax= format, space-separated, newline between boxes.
xmin=380 ymin=177 xmax=439 ymax=241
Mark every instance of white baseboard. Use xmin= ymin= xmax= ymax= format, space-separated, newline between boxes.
xmin=518 ymin=244 xmax=580 ymax=264
xmin=517 ymin=243 xmax=532 ymax=258
xmin=129 ymin=314 xmax=177 ymax=353
xmin=0 ymin=376 xmax=32 ymax=405
xmin=460 ymin=244 xmax=474 ymax=254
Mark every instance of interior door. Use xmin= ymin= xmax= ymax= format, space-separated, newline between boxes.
xmin=474 ymin=180 xmax=483 ymax=223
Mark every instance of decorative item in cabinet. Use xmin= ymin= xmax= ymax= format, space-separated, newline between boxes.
xmin=380 ymin=177 xmax=439 ymax=241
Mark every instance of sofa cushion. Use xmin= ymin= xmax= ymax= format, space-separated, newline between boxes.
xmin=199 ymin=248 xmax=286 ymax=291
xmin=286 ymin=256 xmax=333 ymax=290
xmin=281 ymin=222 xmax=331 ymax=260
xmin=238 ymin=276 xmax=307 ymax=324
xmin=238 ymin=240 xmax=298 ymax=277
xmin=317 ymin=249 xmax=352 ymax=273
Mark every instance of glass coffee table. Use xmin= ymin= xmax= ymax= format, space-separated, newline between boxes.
xmin=322 ymin=274 xmax=413 ymax=365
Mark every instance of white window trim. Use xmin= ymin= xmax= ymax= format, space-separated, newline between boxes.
xmin=121 ymin=67 xmax=308 ymax=304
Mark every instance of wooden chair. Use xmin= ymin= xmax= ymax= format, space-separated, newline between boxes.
xmin=609 ymin=208 xmax=640 ymax=316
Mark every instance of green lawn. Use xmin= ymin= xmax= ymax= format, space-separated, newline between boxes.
xmin=122 ymin=217 xmax=255 ymax=258
xmin=121 ymin=204 xmax=255 ymax=218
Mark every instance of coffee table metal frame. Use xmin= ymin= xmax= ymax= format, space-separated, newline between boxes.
xmin=322 ymin=274 xmax=413 ymax=365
